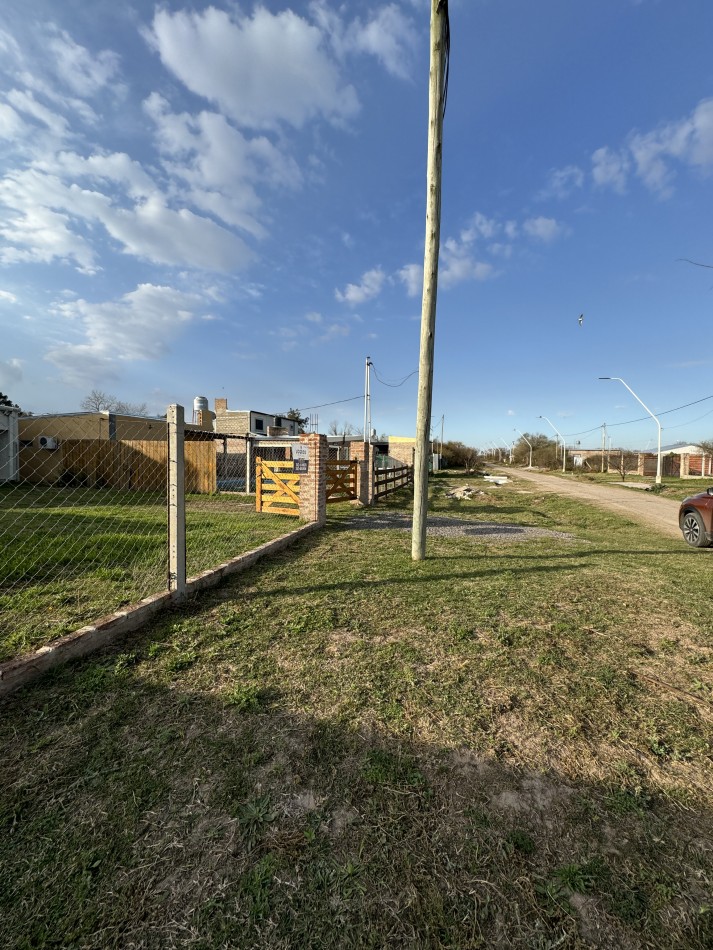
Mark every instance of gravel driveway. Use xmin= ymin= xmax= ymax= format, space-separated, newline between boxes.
xmin=343 ymin=512 xmax=573 ymax=542
xmin=498 ymin=467 xmax=683 ymax=540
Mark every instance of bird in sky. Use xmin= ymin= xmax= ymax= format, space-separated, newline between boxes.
xmin=578 ymin=313 xmax=584 ymax=327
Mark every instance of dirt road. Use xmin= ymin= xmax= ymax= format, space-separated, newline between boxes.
xmin=497 ymin=467 xmax=684 ymax=540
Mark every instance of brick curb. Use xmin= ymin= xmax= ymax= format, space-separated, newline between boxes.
xmin=0 ymin=522 xmax=318 ymax=699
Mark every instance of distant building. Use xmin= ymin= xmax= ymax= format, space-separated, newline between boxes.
xmin=387 ymin=436 xmax=417 ymax=468
xmin=17 ymin=411 xmax=215 ymax=491
xmin=213 ymin=399 xmax=299 ymax=438
xmin=0 ymin=405 xmax=20 ymax=482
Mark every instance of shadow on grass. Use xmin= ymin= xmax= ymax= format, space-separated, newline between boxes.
xmin=2 ymin=637 xmax=712 ymax=950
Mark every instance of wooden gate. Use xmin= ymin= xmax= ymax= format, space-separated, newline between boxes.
xmin=255 ymin=457 xmax=300 ymax=516
xmin=326 ymin=459 xmax=358 ymax=503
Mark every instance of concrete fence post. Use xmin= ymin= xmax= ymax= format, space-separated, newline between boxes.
xmin=298 ymin=433 xmax=327 ymax=524
xmin=168 ymin=404 xmax=187 ymax=597
xmin=351 ymin=440 xmax=375 ymax=505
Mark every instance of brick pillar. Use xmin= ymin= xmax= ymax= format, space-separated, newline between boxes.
xmin=298 ymin=433 xmax=327 ymax=525
xmin=351 ymin=441 xmax=375 ymax=505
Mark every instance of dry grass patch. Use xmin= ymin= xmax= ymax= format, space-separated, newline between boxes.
xmin=1 ymin=477 xmax=712 ymax=948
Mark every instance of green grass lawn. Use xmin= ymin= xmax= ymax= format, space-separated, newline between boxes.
xmin=1 ymin=475 xmax=712 ymax=948
xmin=0 ymin=485 xmax=299 ymax=661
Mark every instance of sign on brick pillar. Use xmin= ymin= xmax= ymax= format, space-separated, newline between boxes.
xmin=298 ymin=433 xmax=327 ymax=524
xmin=351 ymin=441 xmax=375 ymax=505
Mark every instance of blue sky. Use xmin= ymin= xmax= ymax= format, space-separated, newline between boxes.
xmin=0 ymin=0 xmax=712 ymax=451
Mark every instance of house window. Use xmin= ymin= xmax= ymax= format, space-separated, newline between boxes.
xmin=254 ymin=419 xmax=264 ymax=432
xmin=274 ymin=417 xmax=282 ymax=426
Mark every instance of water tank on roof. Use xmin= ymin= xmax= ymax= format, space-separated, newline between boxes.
xmin=193 ymin=396 xmax=209 ymax=425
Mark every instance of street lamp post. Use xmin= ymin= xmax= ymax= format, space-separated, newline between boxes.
xmin=599 ymin=377 xmax=662 ymax=485
xmin=500 ymin=438 xmax=513 ymax=463
xmin=514 ymin=428 xmax=533 ymax=468
xmin=539 ymin=415 xmax=566 ymax=473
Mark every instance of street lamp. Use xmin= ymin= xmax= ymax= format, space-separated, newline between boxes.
xmin=599 ymin=377 xmax=662 ymax=485
xmin=514 ymin=428 xmax=533 ymax=468
xmin=500 ymin=437 xmax=513 ymax=463
xmin=539 ymin=415 xmax=566 ymax=473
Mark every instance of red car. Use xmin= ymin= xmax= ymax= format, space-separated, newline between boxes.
xmin=679 ymin=488 xmax=713 ymax=547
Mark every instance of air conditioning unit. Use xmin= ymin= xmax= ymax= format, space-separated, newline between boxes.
xmin=38 ymin=436 xmax=58 ymax=450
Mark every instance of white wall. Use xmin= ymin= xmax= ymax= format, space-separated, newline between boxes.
xmin=0 ymin=408 xmax=20 ymax=481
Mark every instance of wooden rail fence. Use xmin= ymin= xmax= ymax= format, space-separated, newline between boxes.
xmin=374 ymin=464 xmax=413 ymax=500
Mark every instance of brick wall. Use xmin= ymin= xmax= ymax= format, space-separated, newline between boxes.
xmin=214 ymin=399 xmax=250 ymax=437
xmin=388 ymin=437 xmax=416 ymax=467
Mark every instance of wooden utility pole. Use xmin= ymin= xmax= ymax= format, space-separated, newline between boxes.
xmin=412 ymin=0 xmax=449 ymax=561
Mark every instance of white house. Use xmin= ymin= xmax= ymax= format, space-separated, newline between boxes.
xmin=0 ymin=405 xmax=20 ymax=482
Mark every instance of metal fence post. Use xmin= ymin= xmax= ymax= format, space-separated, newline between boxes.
xmin=168 ymin=404 xmax=186 ymax=597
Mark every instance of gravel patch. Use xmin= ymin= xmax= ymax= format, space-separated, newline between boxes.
xmin=341 ymin=512 xmax=574 ymax=542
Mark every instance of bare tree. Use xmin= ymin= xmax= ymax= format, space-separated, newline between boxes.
xmin=327 ymin=420 xmax=358 ymax=437
xmin=81 ymin=390 xmax=149 ymax=416
xmin=613 ymin=448 xmax=639 ymax=481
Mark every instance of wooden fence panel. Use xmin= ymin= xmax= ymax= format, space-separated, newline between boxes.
xmin=20 ymin=438 xmax=216 ymax=493
xmin=374 ymin=465 xmax=413 ymax=500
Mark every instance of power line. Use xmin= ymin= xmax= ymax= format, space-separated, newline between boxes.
xmin=371 ymin=365 xmax=418 ymax=388
xmin=283 ymin=395 xmax=362 ymax=414
xmin=562 ymin=391 xmax=713 ymax=438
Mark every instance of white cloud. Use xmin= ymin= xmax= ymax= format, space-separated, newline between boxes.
xmin=0 ymin=159 xmax=254 ymax=273
xmin=0 ymin=171 xmax=98 ymax=272
xmin=0 ymin=358 xmax=23 ymax=387
xmin=397 ymin=209 xmax=567 ymax=295
xmin=105 ymin=197 xmax=255 ymax=272
xmin=522 ymin=216 xmax=564 ymax=242
xmin=144 ymin=93 xmax=301 ymax=238
xmin=0 ymin=290 xmax=18 ymax=303
xmin=344 ymin=5 xmax=418 ymax=79
xmin=335 ymin=267 xmax=385 ymax=305
xmin=6 ymin=89 xmax=69 ymax=137
xmin=310 ymin=1 xmax=418 ymax=80
xmin=0 ymin=102 xmax=24 ymax=139
xmin=147 ymin=6 xmax=359 ymax=130
xmin=317 ymin=322 xmax=350 ymax=343
xmin=397 ymin=263 xmax=423 ymax=298
xmin=46 ymin=27 xmax=120 ymax=98
xmin=592 ymin=146 xmax=630 ymax=193
xmin=627 ymin=98 xmax=713 ymax=196
xmin=305 ymin=311 xmax=323 ymax=323
xmin=592 ymin=98 xmax=713 ymax=197
xmin=440 ymin=238 xmax=494 ymax=288
xmin=538 ymin=164 xmax=584 ymax=200
xmin=45 ymin=284 xmax=203 ymax=383
xmin=461 ymin=211 xmax=498 ymax=242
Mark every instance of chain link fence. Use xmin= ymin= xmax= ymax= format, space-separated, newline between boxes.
xmin=0 ymin=409 xmax=300 ymax=662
